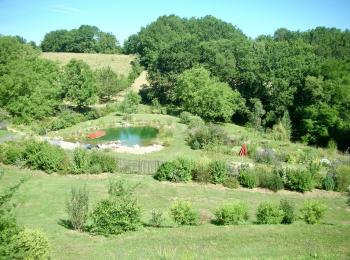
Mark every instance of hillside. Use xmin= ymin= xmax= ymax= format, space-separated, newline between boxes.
xmin=40 ymin=52 xmax=135 ymax=76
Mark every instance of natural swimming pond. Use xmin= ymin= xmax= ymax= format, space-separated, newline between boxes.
xmin=89 ymin=127 xmax=158 ymax=147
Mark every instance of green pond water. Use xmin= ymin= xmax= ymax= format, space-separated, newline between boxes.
xmin=91 ymin=127 xmax=158 ymax=147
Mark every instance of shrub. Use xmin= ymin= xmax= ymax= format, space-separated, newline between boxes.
xmin=179 ymin=111 xmax=204 ymax=127
xmin=279 ymin=199 xmax=295 ymax=224
xmin=239 ymin=169 xmax=258 ymax=189
xmin=24 ymin=141 xmax=69 ymax=174
xmin=300 ymin=200 xmax=327 ymax=224
xmin=208 ymin=160 xmax=228 ymax=184
xmin=187 ymin=124 xmax=228 ymax=150
xmin=256 ymin=202 xmax=284 ymax=224
xmin=108 ymin=179 xmax=137 ymax=198
xmin=322 ymin=173 xmax=335 ymax=191
xmin=254 ymin=148 xmax=276 ymax=164
xmin=0 ymin=141 xmax=26 ymax=165
xmin=90 ymin=197 xmax=142 ymax=235
xmin=154 ymin=158 xmax=194 ymax=183
xmin=284 ymin=169 xmax=314 ymax=192
xmin=334 ymin=165 xmax=350 ymax=192
xmin=214 ymin=202 xmax=248 ymax=225
xmin=223 ymin=176 xmax=240 ymax=189
xmin=10 ymin=228 xmax=50 ymax=260
xmin=50 ymin=109 xmax=84 ymax=131
xmin=149 ymin=209 xmax=164 ymax=227
xmin=72 ymin=148 xmax=90 ymax=174
xmin=258 ymin=168 xmax=284 ymax=192
xmin=170 ymin=200 xmax=198 ymax=226
xmin=89 ymin=151 xmax=117 ymax=173
xmin=191 ymin=162 xmax=210 ymax=183
xmin=66 ymin=186 xmax=89 ymax=231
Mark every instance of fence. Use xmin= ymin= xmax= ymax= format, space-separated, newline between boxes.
xmin=116 ymin=158 xmax=166 ymax=175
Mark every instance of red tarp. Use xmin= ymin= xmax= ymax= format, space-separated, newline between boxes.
xmin=87 ymin=130 xmax=106 ymax=139
xmin=239 ymin=143 xmax=248 ymax=156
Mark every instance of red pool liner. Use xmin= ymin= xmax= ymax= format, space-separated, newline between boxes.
xmin=87 ymin=130 xmax=106 ymax=139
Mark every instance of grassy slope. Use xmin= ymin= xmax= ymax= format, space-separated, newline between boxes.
xmin=1 ymin=166 xmax=349 ymax=259
xmin=40 ymin=52 xmax=135 ymax=76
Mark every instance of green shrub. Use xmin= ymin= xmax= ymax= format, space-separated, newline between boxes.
xmin=90 ymin=197 xmax=142 ymax=235
xmin=10 ymin=228 xmax=50 ymax=260
xmin=187 ymin=124 xmax=228 ymax=150
xmin=179 ymin=111 xmax=204 ymax=127
xmin=154 ymin=158 xmax=194 ymax=183
xmin=89 ymin=151 xmax=117 ymax=173
xmin=223 ymin=176 xmax=240 ymax=189
xmin=50 ymin=109 xmax=84 ymax=131
xmin=285 ymin=169 xmax=314 ymax=192
xmin=322 ymin=173 xmax=335 ymax=191
xmin=108 ymin=179 xmax=137 ymax=198
xmin=66 ymin=186 xmax=89 ymax=231
xmin=300 ymin=200 xmax=327 ymax=224
xmin=170 ymin=200 xmax=198 ymax=226
xmin=239 ymin=169 xmax=258 ymax=189
xmin=208 ymin=160 xmax=228 ymax=184
xmin=191 ymin=162 xmax=210 ymax=183
xmin=24 ymin=141 xmax=69 ymax=174
xmin=258 ymin=168 xmax=284 ymax=192
xmin=334 ymin=165 xmax=350 ymax=192
xmin=149 ymin=209 xmax=165 ymax=227
xmin=214 ymin=202 xmax=248 ymax=225
xmin=256 ymin=202 xmax=284 ymax=224
xmin=279 ymin=199 xmax=295 ymax=224
xmin=254 ymin=148 xmax=276 ymax=164
xmin=72 ymin=148 xmax=90 ymax=174
xmin=0 ymin=141 xmax=26 ymax=165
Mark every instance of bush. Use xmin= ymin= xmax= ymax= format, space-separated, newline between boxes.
xmin=322 ymin=173 xmax=335 ymax=191
xmin=223 ymin=176 xmax=240 ymax=189
xmin=108 ymin=179 xmax=137 ymax=198
xmin=256 ymin=202 xmax=284 ymax=224
xmin=90 ymin=197 xmax=142 ymax=235
xmin=284 ymin=169 xmax=314 ymax=192
xmin=258 ymin=168 xmax=284 ymax=192
xmin=149 ymin=209 xmax=164 ymax=227
xmin=154 ymin=158 xmax=194 ymax=183
xmin=170 ymin=200 xmax=198 ymax=226
xmin=279 ymin=199 xmax=295 ymax=224
xmin=24 ymin=141 xmax=69 ymax=174
xmin=66 ymin=186 xmax=89 ymax=231
xmin=50 ymin=109 xmax=84 ymax=131
xmin=254 ymin=148 xmax=276 ymax=164
xmin=0 ymin=141 xmax=26 ymax=165
xmin=191 ymin=162 xmax=210 ymax=183
xmin=179 ymin=111 xmax=204 ymax=127
xmin=214 ymin=202 xmax=248 ymax=225
xmin=10 ymin=228 xmax=50 ymax=260
xmin=72 ymin=148 xmax=90 ymax=174
xmin=187 ymin=124 xmax=228 ymax=150
xmin=300 ymin=200 xmax=327 ymax=224
xmin=208 ymin=160 xmax=228 ymax=184
xmin=334 ymin=165 xmax=350 ymax=192
xmin=89 ymin=151 xmax=117 ymax=173
xmin=239 ymin=169 xmax=258 ymax=189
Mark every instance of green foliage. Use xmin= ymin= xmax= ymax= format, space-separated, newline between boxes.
xmin=322 ymin=173 xmax=335 ymax=191
xmin=89 ymin=150 xmax=117 ymax=173
xmin=208 ymin=160 xmax=228 ymax=184
xmin=9 ymin=228 xmax=50 ymax=260
xmin=300 ymin=200 xmax=327 ymax=224
xmin=149 ymin=209 xmax=165 ymax=227
xmin=258 ymin=168 xmax=284 ymax=192
xmin=41 ymin=25 xmax=121 ymax=53
xmin=187 ymin=123 xmax=229 ymax=150
xmin=154 ymin=158 xmax=194 ymax=183
xmin=0 ymin=141 xmax=26 ymax=165
xmin=254 ymin=148 xmax=276 ymax=164
xmin=214 ymin=202 xmax=248 ymax=225
xmin=223 ymin=176 xmax=240 ymax=189
xmin=191 ymin=162 xmax=210 ymax=183
xmin=279 ymin=199 xmax=295 ymax=224
xmin=256 ymin=202 xmax=284 ymax=224
xmin=62 ymin=59 xmax=98 ymax=108
xmin=118 ymin=92 xmax=141 ymax=114
xmin=239 ymin=169 xmax=258 ymax=189
xmin=72 ymin=148 xmax=90 ymax=174
xmin=334 ymin=165 xmax=350 ymax=192
xmin=66 ymin=186 xmax=89 ymax=231
xmin=179 ymin=111 xmax=204 ymax=126
xmin=170 ymin=200 xmax=199 ymax=226
xmin=50 ymin=109 xmax=85 ymax=131
xmin=284 ymin=169 xmax=314 ymax=192
xmin=175 ymin=67 xmax=244 ymax=122
xmin=107 ymin=179 xmax=137 ymax=198
xmin=247 ymin=98 xmax=265 ymax=131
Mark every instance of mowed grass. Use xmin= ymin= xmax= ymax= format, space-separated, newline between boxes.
xmin=1 ymin=166 xmax=349 ymax=259
xmin=40 ymin=52 xmax=135 ymax=75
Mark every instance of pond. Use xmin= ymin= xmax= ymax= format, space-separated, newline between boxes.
xmin=89 ymin=127 xmax=159 ymax=147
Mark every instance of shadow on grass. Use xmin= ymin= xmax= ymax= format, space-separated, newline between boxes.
xmin=142 ymin=222 xmax=174 ymax=228
xmin=58 ymin=219 xmax=73 ymax=230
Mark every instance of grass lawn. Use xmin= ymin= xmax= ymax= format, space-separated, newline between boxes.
xmin=0 ymin=129 xmax=9 ymax=138
xmin=1 ymin=165 xmax=349 ymax=259
xmin=40 ymin=52 xmax=135 ymax=76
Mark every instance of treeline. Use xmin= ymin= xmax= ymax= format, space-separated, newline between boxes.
xmin=0 ymin=36 xmax=142 ymax=125
xmin=41 ymin=25 xmax=121 ymax=54
xmin=124 ymin=15 xmax=350 ymax=150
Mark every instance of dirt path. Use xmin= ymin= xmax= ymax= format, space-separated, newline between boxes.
xmin=115 ymin=70 xmax=148 ymax=101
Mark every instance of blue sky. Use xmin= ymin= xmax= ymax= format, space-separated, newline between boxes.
xmin=0 ymin=0 xmax=349 ymax=44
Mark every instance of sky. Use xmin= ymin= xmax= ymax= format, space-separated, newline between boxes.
xmin=0 ymin=0 xmax=349 ymax=44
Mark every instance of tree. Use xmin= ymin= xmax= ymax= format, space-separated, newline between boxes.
xmin=96 ymin=66 xmax=120 ymax=101
xmin=62 ymin=59 xmax=98 ymax=108
xmin=175 ymin=67 xmax=244 ymax=122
